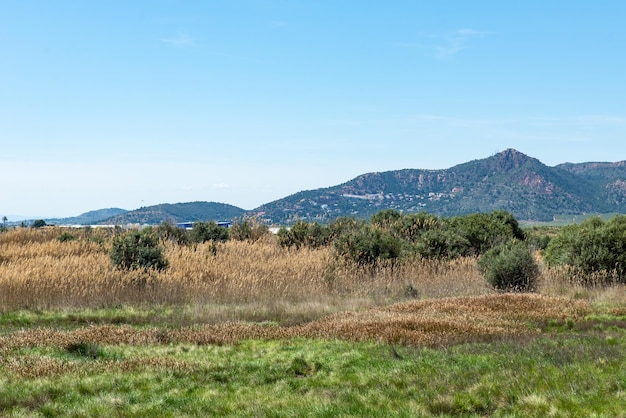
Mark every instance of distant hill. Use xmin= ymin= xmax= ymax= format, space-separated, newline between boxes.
xmin=25 ymin=149 xmax=626 ymax=227
xmin=45 ymin=208 xmax=128 ymax=225
xmin=100 ymin=201 xmax=246 ymax=225
xmin=252 ymin=149 xmax=626 ymax=224
xmin=555 ymin=161 xmax=626 ymax=207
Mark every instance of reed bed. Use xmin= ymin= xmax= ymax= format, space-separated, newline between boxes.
xmin=0 ymin=227 xmax=622 ymax=325
xmin=537 ymin=264 xmax=626 ymax=304
xmin=0 ymin=228 xmax=491 ymax=322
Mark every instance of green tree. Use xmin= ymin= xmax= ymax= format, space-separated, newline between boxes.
xmin=32 ymin=219 xmax=46 ymax=228
xmin=110 ymin=228 xmax=169 ymax=271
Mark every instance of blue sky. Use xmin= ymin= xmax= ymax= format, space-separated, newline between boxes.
xmin=2 ymin=1 xmax=626 ymax=218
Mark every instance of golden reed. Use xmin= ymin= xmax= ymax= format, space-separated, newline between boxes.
xmin=0 ymin=227 xmax=622 ymax=319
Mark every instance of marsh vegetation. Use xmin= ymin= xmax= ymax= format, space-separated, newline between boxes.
xmin=1 ymin=214 xmax=626 ymax=416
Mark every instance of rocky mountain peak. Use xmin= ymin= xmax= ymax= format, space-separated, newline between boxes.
xmin=493 ymin=148 xmax=532 ymax=171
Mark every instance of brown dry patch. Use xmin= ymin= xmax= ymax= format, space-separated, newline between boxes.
xmin=2 ymin=354 xmax=196 ymax=379
xmin=2 ymin=356 xmax=80 ymax=379
xmin=0 ymin=294 xmax=590 ymax=351
xmin=295 ymin=293 xmax=590 ymax=346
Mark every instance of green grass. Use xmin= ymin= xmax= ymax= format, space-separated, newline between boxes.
xmin=2 ymin=310 xmax=626 ymax=417
xmin=0 ymin=303 xmax=353 ymax=333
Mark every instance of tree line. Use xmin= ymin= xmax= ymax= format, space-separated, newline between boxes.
xmin=77 ymin=210 xmax=626 ymax=292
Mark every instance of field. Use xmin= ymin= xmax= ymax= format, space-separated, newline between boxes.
xmin=1 ymin=227 xmax=626 ymax=416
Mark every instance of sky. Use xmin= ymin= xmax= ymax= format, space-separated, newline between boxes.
xmin=2 ymin=1 xmax=626 ymax=218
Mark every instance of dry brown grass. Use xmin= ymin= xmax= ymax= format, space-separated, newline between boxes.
xmin=0 ymin=294 xmax=591 ymax=357
xmin=0 ymin=227 xmax=622 ymax=349
xmin=0 ymin=227 xmax=491 ymax=322
xmin=536 ymin=258 xmax=626 ymax=304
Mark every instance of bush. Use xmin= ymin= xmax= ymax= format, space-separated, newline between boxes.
xmin=66 ymin=342 xmax=103 ymax=359
xmin=32 ymin=219 xmax=46 ymax=228
xmin=277 ymin=221 xmax=331 ymax=249
xmin=110 ymin=228 xmax=169 ymax=271
xmin=327 ymin=217 xmax=365 ymax=240
xmin=230 ymin=219 xmax=269 ymax=242
xmin=57 ymin=232 xmax=77 ymax=242
xmin=449 ymin=211 xmax=525 ymax=256
xmin=414 ymin=228 xmax=471 ymax=259
xmin=156 ymin=222 xmax=190 ymax=245
xmin=544 ymin=216 xmax=626 ymax=282
xmin=371 ymin=210 xmax=442 ymax=243
xmin=334 ymin=224 xmax=403 ymax=268
xmin=478 ymin=240 xmax=539 ymax=291
xmin=190 ymin=221 xmax=229 ymax=244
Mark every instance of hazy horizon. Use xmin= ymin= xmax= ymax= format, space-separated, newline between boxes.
xmin=3 ymin=2 xmax=626 ymax=218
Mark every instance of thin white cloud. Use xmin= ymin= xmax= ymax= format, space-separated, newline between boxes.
xmin=161 ymin=31 xmax=195 ymax=47
xmin=433 ymin=29 xmax=489 ymax=59
xmin=212 ymin=183 xmax=230 ymax=189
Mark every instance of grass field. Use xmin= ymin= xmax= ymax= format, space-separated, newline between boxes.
xmin=1 ymin=227 xmax=626 ymax=416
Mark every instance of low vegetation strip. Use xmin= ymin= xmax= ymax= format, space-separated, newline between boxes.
xmin=301 ymin=293 xmax=590 ymax=346
xmin=0 ymin=295 xmax=590 ymax=354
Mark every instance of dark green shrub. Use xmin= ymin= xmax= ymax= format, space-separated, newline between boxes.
xmin=156 ymin=222 xmax=190 ymax=245
xmin=372 ymin=210 xmax=442 ymax=243
xmin=370 ymin=209 xmax=403 ymax=228
xmin=414 ymin=228 xmax=471 ymax=259
xmin=544 ymin=216 xmax=626 ymax=282
xmin=327 ymin=217 xmax=365 ymax=240
xmin=334 ymin=224 xmax=403 ymax=268
xmin=525 ymin=226 xmax=557 ymax=251
xmin=66 ymin=342 xmax=103 ymax=359
xmin=229 ymin=220 xmax=251 ymax=241
xmin=191 ymin=221 xmax=229 ymax=243
xmin=478 ymin=240 xmax=539 ymax=291
xmin=57 ymin=232 xmax=77 ymax=242
xmin=396 ymin=212 xmax=442 ymax=242
xmin=277 ymin=221 xmax=331 ymax=249
xmin=32 ymin=219 xmax=46 ymax=228
xmin=110 ymin=228 xmax=169 ymax=271
xmin=449 ymin=210 xmax=525 ymax=256
xmin=230 ymin=220 xmax=269 ymax=242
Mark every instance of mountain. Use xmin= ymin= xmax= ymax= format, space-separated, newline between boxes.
xmin=556 ymin=161 xmax=626 ymax=207
xmin=100 ymin=201 xmax=246 ymax=225
xmin=21 ymin=149 xmax=626 ymax=226
xmin=45 ymin=208 xmax=128 ymax=225
xmin=252 ymin=149 xmax=626 ymax=224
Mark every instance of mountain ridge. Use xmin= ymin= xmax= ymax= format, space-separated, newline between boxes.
xmin=253 ymin=149 xmax=626 ymax=223
xmin=99 ymin=201 xmax=246 ymax=225
xmin=17 ymin=149 xmax=626 ymax=226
